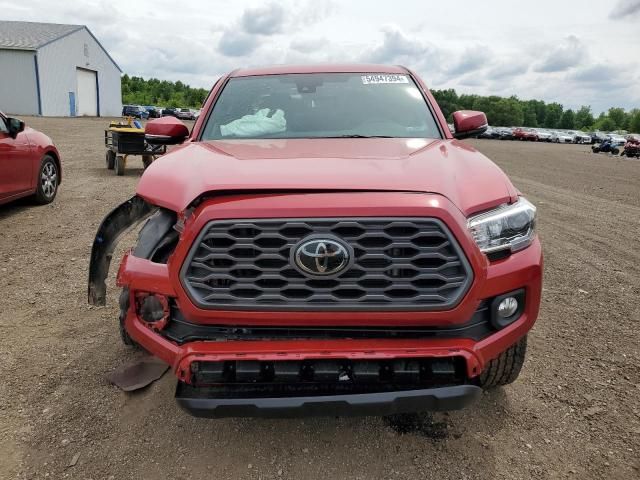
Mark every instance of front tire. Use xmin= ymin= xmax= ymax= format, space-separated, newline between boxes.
xmin=479 ymin=336 xmax=527 ymax=388
xmin=34 ymin=155 xmax=59 ymax=204
xmin=115 ymin=155 xmax=125 ymax=176
xmin=106 ymin=150 xmax=115 ymax=170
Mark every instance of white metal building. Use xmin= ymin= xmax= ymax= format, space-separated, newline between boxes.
xmin=0 ymin=21 xmax=122 ymax=116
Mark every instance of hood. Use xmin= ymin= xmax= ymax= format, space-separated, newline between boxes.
xmin=136 ymin=138 xmax=517 ymax=216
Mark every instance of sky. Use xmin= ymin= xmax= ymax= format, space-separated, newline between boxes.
xmin=2 ymin=0 xmax=639 ymax=113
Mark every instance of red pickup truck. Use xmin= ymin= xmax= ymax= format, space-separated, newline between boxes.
xmin=88 ymin=64 xmax=542 ymax=418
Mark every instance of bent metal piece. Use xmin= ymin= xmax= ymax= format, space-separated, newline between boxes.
xmin=88 ymin=195 xmax=156 ymax=306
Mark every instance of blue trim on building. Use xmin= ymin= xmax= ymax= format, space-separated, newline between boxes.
xmin=68 ymin=91 xmax=76 ymax=117
xmin=95 ymin=72 xmax=101 ymax=117
xmin=33 ymin=54 xmax=42 ymax=115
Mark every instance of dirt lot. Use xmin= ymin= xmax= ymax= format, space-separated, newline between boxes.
xmin=1 ymin=117 xmax=639 ymax=479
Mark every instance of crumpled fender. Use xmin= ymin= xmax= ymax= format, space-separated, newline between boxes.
xmin=88 ymin=196 xmax=156 ymax=306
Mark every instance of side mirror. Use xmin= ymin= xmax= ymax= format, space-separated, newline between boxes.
xmin=452 ymin=110 xmax=488 ymax=140
xmin=7 ymin=117 xmax=25 ymax=138
xmin=145 ymin=116 xmax=189 ymax=145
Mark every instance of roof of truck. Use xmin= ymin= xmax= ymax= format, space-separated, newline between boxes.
xmin=231 ymin=64 xmax=409 ymax=77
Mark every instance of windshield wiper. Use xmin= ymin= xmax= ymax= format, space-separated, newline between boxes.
xmin=325 ymin=134 xmax=394 ymax=138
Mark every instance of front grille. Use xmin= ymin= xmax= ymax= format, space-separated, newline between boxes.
xmin=181 ymin=218 xmax=473 ymax=311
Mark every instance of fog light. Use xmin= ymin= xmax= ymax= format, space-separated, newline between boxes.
xmin=490 ymin=289 xmax=525 ymax=330
xmin=140 ymin=295 xmax=164 ymax=322
xmin=138 ymin=294 xmax=166 ymax=323
xmin=497 ymin=297 xmax=518 ymax=318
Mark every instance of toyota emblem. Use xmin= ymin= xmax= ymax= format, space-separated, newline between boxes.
xmin=291 ymin=235 xmax=353 ymax=277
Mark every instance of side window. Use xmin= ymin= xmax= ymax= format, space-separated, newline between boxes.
xmin=0 ymin=116 xmax=8 ymax=134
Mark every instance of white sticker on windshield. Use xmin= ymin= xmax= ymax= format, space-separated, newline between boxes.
xmin=361 ymin=74 xmax=409 ymax=84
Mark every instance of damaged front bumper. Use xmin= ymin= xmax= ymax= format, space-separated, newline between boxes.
xmin=89 ymin=192 xmax=543 ymax=418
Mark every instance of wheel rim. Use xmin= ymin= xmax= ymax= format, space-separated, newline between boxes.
xmin=41 ymin=161 xmax=57 ymax=198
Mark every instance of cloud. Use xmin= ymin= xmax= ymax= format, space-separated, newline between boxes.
xmin=240 ymin=2 xmax=286 ymax=35
xmin=571 ymin=64 xmax=618 ymax=83
xmin=366 ymin=25 xmax=441 ymax=67
xmin=217 ymin=1 xmax=336 ymax=58
xmin=290 ymin=37 xmax=326 ymax=54
xmin=218 ymin=30 xmax=259 ymax=57
xmin=533 ymin=35 xmax=587 ymax=73
xmin=446 ymin=45 xmax=492 ymax=76
xmin=457 ymin=74 xmax=485 ymax=87
xmin=486 ymin=61 xmax=529 ymax=80
xmin=296 ymin=1 xmax=337 ymax=25
xmin=569 ymin=64 xmax=637 ymax=89
xmin=609 ymin=0 xmax=640 ymax=19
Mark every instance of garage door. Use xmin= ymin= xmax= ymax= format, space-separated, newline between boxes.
xmin=76 ymin=68 xmax=97 ymax=116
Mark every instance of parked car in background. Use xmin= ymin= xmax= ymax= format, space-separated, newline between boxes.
xmin=551 ymin=131 xmax=573 ymax=143
xmin=89 ymin=64 xmax=542 ymax=419
xmin=144 ymin=106 xmax=161 ymax=118
xmin=569 ymin=131 xmax=591 ymax=144
xmin=122 ymin=105 xmax=149 ymax=119
xmin=162 ymin=107 xmax=178 ymax=117
xmin=513 ymin=127 xmax=538 ymax=141
xmin=176 ymin=108 xmax=195 ymax=120
xmin=589 ymin=131 xmax=607 ymax=144
xmin=607 ymin=134 xmax=627 ymax=147
xmin=535 ymin=129 xmax=552 ymax=142
xmin=192 ymin=109 xmax=202 ymax=121
xmin=577 ymin=132 xmax=592 ymax=144
xmin=0 ymin=111 xmax=61 ymax=205
xmin=478 ymin=126 xmax=495 ymax=139
xmin=489 ymin=128 xmax=502 ymax=139
xmin=496 ymin=127 xmax=515 ymax=140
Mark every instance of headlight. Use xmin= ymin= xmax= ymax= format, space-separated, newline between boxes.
xmin=467 ymin=197 xmax=537 ymax=254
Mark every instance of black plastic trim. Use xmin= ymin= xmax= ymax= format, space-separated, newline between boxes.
xmin=162 ymin=301 xmax=491 ymax=344
xmin=133 ymin=209 xmax=178 ymax=260
xmin=176 ymin=382 xmax=481 ymax=418
xmin=88 ymin=196 xmax=156 ymax=306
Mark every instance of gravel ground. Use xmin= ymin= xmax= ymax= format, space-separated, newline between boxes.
xmin=1 ymin=117 xmax=639 ymax=479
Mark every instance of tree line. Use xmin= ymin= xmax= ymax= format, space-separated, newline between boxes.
xmin=121 ymin=74 xmax=209 ymax=108
xmin=432 ymin=89 xmax=640 ymax=132
xmin=121 ymin=74 xmax=639 ymax=132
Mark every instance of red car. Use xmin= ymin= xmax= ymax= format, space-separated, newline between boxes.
xmin=512 ymin=127 xmax=538 ymax=141
xmin=0 ymin=112 xmax=61 ymax=205
xmin=89 ymin=64 xmax=542 ymax=418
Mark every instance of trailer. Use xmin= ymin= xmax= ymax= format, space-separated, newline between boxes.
xmin=104 ymin=121 xmax=166 ymax=176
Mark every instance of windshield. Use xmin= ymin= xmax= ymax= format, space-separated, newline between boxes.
xmin=201 ymin=73 xmax=441 ymax=140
